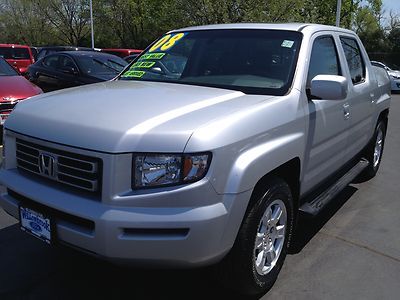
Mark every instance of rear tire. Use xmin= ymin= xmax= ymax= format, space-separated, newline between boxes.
xmin=359 ymin=120 xmax=386 ymax=181
xmin=216 ymin=177 xmax=294 ymax=296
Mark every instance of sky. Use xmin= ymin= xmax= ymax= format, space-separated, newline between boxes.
xmin=382 ymin=0 xmax=400 ymax=23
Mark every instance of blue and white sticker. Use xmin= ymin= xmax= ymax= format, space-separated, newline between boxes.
xmin=281 ymin=40 xmax=294 ymax=48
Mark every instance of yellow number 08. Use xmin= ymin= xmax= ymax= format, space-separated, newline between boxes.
xmin=149 ymin=33 xmax=185 ymax=52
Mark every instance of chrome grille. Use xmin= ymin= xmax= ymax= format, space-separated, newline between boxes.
xmin=0 ymin=100 xmax=19 ymax=124
xmin=16 ymin=138 xmax=102 ymax=193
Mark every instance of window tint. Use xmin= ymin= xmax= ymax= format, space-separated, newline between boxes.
xmin=59 ymin=56 xmax=76 ymax=69
xmin=340 ymin=37 xmax=365 ymax=84
xmin=0 ymin=47 xmax=30 ymax=60
xmin=43 ymin=55 xmax=60 ymax=69
xmin=307 ymin=36 xmax=341 ymax=87
xmin=76 ymin=54 xmax=127 ymax=75
xmin=0 ymin=48 xmax=12 ymax=59
xmin=13 ymin=48 xmax=30 ymax=59
xmin=37 ymin=50 xmax=46 ymax=61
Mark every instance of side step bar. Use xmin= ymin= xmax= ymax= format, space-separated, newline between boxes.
xmin=299 ymin=158 xmax=369 ymax=216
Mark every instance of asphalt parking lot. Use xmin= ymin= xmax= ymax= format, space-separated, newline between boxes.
xmin=0 ymin=95 xmax=399 ymax=300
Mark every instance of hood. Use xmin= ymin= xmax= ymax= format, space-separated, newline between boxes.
xmin=89 ymin=72 xmax=118 ymax=81
xmin=6 ymin=81 xmax=271 ymax=152
xmin=0 ymin=75 xmax=42 ymax=101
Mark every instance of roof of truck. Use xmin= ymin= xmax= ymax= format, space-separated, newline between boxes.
xmin=171 ymin=23 xmax=355 ymax=35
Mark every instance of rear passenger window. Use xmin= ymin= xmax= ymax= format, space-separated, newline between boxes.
xmin=307 ymin=36 xmax=341 ymax=88
xmin=340 ymin=37 xmax=365 ymax=84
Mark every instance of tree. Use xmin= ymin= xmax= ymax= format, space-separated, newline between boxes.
xmin=295 ymin=0 xmax=361 ymax=28
xmin=34 ymin=0 xmax=91 ymax=46
xmin=353 ymin=0 xmax=386 ymax=52
xmin=0 ymin=0 xmax=57 ymax=45
xmin=386 ymin=11 xmax=400 ymax=53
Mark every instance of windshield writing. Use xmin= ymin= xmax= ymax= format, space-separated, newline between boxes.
xmin=120 ymin=29 xmax=302 ymax=95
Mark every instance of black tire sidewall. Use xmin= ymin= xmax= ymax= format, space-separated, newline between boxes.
xmin=235 ymin=178 xmax=294 ymax=294
xmin=366 ymin=121 xmax=386 ymax=176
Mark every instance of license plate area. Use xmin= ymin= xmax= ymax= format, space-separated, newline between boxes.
xmin=19 ymin=206 xmax=53 ymax=244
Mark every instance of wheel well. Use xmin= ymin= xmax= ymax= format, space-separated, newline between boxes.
xmin=250 ymin=158 xmax=301 ymax=211
xmin=378 ymin=108 xmax=389 ymax=129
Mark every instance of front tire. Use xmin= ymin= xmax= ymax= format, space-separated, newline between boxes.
xmin=217 ymin=177 xmax=294 ymax=296
xmin=359 ymin=120 xmax=386 ymax=181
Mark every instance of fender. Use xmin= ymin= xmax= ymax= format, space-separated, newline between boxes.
xmin=223 ymin=133 xmax=304 ymax=194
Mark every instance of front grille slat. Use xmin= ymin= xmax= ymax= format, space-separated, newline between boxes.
xmin=15 ymin=138 xmax=102 ymax=194
xmin=58 ymin=174 xmax=98 ymax=191
xmin=57 ymin=162 xmax=96 ymax=174
xmin=16 ymin=156 xmax=38 ymax=166
xmin=0 ymin=100 xmax=18 ymax=112
xmin=57 ymin=169 xmax=98 ymax=183
xmin=58 ymin=156 xmax=97 ymax=172
xmin=17 ymin=162 xmax=40 ymax=173
xmin=16 ymin=149 xmax=38 ymax=159
xmin=17 ymin=144 xmax=40 ymax=157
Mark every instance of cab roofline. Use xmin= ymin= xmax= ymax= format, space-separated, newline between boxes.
xmin=169 ymin=23 xmax=355 ymax=35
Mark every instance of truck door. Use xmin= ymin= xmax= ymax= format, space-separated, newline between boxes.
xmin=338 ymin=36 xmax=375 ymax=161
xmin=302 ymin=33 xmax=350 ymax=194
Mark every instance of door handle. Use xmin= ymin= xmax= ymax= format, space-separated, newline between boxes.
xmin=343 ymin=103 xmax=350 ymax=120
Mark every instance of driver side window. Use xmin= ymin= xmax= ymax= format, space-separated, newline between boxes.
xmin=307 ymin=36 xmax=341 ymax=88
xmin=43 ymin=55 xmax=60 ymax=69
xmin=59 ymin=56 xmax=76 ymax=69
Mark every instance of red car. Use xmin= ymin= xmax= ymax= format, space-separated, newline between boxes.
xmin=0 ymin=44 xmax=35 ymax=74
xmin=0 ymin=57 xmax=42 ymax=129
xmin=101 ymin=48 xmax=142 ymax=58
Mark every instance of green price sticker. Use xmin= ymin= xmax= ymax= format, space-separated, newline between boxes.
xmin=122 ymin=70 xmax=146 ymax=78
xmin=132 ymin=61 xmax=155 ymax=69
xmin=139 ymin=53 xmax=166 ymax=60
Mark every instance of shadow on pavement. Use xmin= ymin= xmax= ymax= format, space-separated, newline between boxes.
xmin=289 ymin=186 xmax=358 ymax=254
xmin=0 ymin=224 xmax=239 ymax=300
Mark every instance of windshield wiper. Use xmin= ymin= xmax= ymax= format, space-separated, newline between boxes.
xmin=93 ymin=59 xmax=120 ymax=72
xmin=107 ymin=59 xmax=125 ymax=68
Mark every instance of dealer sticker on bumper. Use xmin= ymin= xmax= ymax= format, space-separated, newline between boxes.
xmin=19 ymin=206 xmax=51 ymax=244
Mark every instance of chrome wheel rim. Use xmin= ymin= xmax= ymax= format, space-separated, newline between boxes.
xmin=373 ymin=128 xmax=384 ymax=168
xmin=254 ymin=199 xmax=287 ymax=276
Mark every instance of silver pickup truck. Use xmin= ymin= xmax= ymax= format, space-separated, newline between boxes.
xmin=0 ymin=23 xmax=391 ymax=295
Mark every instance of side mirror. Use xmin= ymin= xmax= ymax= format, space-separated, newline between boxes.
xmin=310 ymin=75 xmax=348 ymax=100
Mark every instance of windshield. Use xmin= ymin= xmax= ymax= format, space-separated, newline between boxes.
xmin=119 ymin=29 xmax=302 ymax=95
xmin=0 ymin=47 xmax=30 ymax=60
xmin=76 ymin=55 xmax=128 ymax=75
xmin=0 ymin=58 xmax=18 ymax=76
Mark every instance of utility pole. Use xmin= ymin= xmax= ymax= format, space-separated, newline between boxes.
xmin=336 ymin=0 xmax=342 ymax=27
xmin=90 ymin=0 xmax=95 ymax=48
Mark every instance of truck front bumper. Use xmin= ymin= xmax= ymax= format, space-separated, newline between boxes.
xmin=0 ymin=169 xmax=251 ymax=267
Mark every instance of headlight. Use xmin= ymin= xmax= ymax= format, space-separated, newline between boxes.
xmin=133 ymin=153 xmax=211 ymax=188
